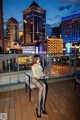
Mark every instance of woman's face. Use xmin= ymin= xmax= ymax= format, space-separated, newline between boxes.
xmin=37 ymin=57 xmax=40 ymax=63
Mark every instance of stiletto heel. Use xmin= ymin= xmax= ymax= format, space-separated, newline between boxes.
xmin=36 ymin=108 xmax=41 ymax=117
xmin=41 ymin=107 xmax=47 ymax=114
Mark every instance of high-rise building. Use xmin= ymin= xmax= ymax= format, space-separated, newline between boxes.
xmin=0 ymin=0 xmax=4 ymax=53
xmin=61 ymin=12 xmax=80 ymax=43
xmin=23 ymin=1 xmax=46 ymax=44
xmin=6 ymin=17 xmax=19 ymax=50
xmin=52 ymin=26 xmax=61 ymax=38
xmin=61 ymin=12 xmax=80 ymax=53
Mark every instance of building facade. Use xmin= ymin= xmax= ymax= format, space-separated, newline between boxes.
xmin=61 ymin=12 xmax=80 ymax=53
xmin=61 ymin=12 xmax=80 ymax=43
xmin=6 ymin=17 xmax=19 ymax=50
xmin=47 ymin=38 xmax=63 ymax=54
xmin=23 ymin=1 xmax=46 ymax=44
xmin=0 ymin=0 xmax=4 ymax=53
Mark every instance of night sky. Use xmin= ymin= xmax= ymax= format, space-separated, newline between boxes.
xmin=3 ymin=0 xmax=80 ymax=36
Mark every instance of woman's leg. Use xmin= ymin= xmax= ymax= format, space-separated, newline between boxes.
xmin=40 ymin=81 xmax=46 ymax=111
xmin=34 ymin=81 xmax=43 ymax=114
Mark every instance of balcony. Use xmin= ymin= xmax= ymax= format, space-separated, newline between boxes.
xmin=0 ymin=53 xmax=80 ymax=119
xmin=0 ymin=81 xmax=80 ymax=120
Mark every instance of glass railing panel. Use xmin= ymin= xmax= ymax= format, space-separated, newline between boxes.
xmin=0 ymin=52 xmax=79 ymax=88
xmin=17 ymin=54 xmax=33 ymax=71
xmin=42 ymin=53 xmax=76 ymax=77
xmin=0 ymin=54 xmax=17 ymax=73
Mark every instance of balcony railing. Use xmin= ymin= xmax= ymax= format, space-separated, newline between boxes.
xmin=0 ymin=52 xmax=80 ymax=87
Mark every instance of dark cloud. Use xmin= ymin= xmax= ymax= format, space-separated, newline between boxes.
xmin=60 ymin=0 xmax=80 ymax=4
xmin=59 ymin=0 xmax=80 ymax=15
xmin=58 ymin=5 xmax=72 ymax=11
xmin=70 ymin=4 xmax=80 ymax=13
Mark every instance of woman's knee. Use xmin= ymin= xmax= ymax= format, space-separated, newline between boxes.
xmin=35 ymin=81 xmax=43 ymax=91
xmin=40 ymin=85 xmax=43 ymax=92
xmin=42 ymin=83 xmax=46 ymax=89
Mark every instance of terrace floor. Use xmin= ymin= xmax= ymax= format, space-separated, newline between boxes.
xmin=0 ymin=80 xmax=80 ymax=120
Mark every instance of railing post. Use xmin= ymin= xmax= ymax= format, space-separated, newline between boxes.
xmin=8 ymin=55 xmax=11 ymax=88
xmin=68 ymin=53 xmax=71 ymax=75
xmin=17 ymin=54 xmax=20 ymax=83
xmin=48 ymin=53 xmax=51 ymax=76
xmin=74 ymin=52 xmax=77 ymax=73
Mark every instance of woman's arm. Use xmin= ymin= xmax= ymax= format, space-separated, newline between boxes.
xmin=31 ymin=66 xmax=37 ymax=78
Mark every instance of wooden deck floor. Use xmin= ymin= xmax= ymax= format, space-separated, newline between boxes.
xmin=0 ymin=80 xmax=80 ymax=120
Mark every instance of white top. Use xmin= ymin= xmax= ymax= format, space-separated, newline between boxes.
xmin=31 ymin=63 xmax=45 ymax=79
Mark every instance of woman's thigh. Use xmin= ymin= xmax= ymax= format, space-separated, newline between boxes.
xmin=31 ymin=77 xmax=38 ymax=84
xmin=31 ymin=78 xmax=42 ymax=88
xmin=39 ymin=81 xmax=46 ymax=89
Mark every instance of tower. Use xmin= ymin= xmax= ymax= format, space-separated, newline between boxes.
xmin=23 ymin=1 xmax=46 ymax=44
xmin=6 ymin=17 xmax=19 ymax=49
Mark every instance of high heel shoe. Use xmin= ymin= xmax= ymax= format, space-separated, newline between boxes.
xmin=41 ymin=107 xmax=47 ymax=114
xmin=36 ymin=108 xmax=41 ymax=117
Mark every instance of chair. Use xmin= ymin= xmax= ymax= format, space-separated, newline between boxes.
xmin=24 ymin=70 xmax=49 ymax=101
xmin=24 ymin=71 xmax=36 ymax=101
xmin=74 ymin=70 xmax=80 ymax=91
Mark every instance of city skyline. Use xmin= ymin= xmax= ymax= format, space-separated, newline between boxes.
xmin=3 ymin=0 xmax=80 ymax=36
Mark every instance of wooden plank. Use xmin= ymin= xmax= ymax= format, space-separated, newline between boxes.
xmin=20 ymin=89 xmax=35 ymax=120
xmin=4 ymin=92 xmax=10 ymax=120
xmin=14 ymin=90 xmax=22 ymax=120
xmin=0 ymin=92 xmax=5 ymax=113
xmin=9 ymin=91 xmax=15 ymax=120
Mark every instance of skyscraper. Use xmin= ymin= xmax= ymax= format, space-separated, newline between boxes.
xmin=0 ymin=0 xmax=4 ymax=53
xmin=6 ymin=17 xmax=19 ymax=49
xmin=23 ymin=1 xmax=46 ymax=44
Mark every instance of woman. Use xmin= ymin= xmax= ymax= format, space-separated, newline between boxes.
xmin=31 ymin=55 xmax=47 ymax=117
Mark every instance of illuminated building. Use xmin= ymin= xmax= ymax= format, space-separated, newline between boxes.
xmin=47 ymin=38 xmax=63 ymax=54
xmin=61 ymin=12 xmax=80 ymax=52
xmin=22 ymin=45 xmax=35 ymax=53
xmin=19 ymin=30 xmax=23 ymax=37
xmin=23 ymin=1 xmax=46 ymax=44
xmin=0 ymin=0 xmax=4 ymax=53
xmin=19 ymin=30 xmax=23 ymax=44
xmin=4 ymin=37 xmax=8 ymax=53
xmin=61 ymin=12 xmax=80 ymax=43
xmin=6 ymin=17 xmax=19 ymax=50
